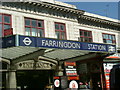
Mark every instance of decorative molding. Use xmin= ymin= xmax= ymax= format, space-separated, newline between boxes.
xmin=79 ymin=15 xmax=120 ymax=27
xmin=1 ymin=1 xmax=120 ymax=31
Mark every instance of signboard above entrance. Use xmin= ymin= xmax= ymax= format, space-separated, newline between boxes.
xmin=1 ymin=35 xmax=116 ymax=53
xmin=15 ymin=60 xmax=55 ymax=70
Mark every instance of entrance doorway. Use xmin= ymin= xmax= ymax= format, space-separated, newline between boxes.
xmin=91 ymin=73 xmax=102 ymax=90
xmin=17 ymin=70 xmax=54 ymax=89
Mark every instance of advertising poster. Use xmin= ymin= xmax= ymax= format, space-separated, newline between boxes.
xmin=64 ymin=62 xmax=77 ymax=76
xmin=61 ymin=76 xmax=68 ymax=89
xmin=103 ymin=63 xmax=116 ymax=89
xmin=68 ymin=76 xmax=79 ymax=89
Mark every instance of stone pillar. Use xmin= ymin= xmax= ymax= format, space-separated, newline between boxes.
xmin=6 ymin=70 xmax=17 ymax=89
xmin=55 ymin=61 xmax=64 ymax=76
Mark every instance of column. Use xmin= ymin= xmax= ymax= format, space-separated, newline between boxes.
xmin=55 ymin=61 xmax=63 ymax=76
xmin=6 ymin=70 xmax=17 ymax=89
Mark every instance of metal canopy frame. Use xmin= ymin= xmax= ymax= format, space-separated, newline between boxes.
xmin=0 ymin=46 xmax=109 ymax=64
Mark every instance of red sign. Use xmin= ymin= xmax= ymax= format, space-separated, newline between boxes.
xmin=68 ymin=76 xmax=79 ymax=80
xmin=4 ymin=28 xmax=13 ymax=36
xmin=54 ymin=76 xmax=60 ymax=79
xmin=64 ymin=62 xmax=76 ymax=66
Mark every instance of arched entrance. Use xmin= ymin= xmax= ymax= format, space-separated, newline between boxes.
xmin=15 ymin=59 xmax=56 ymax=90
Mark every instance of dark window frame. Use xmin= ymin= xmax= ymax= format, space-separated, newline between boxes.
xmin=24 ymin=17 xmax=45 ymax=37
xmin=0 ymin=13 xmax=12 ymax=37
xmin=55 ymin=22 xmax=66 ymax=40
xmin=79 ymin=29 xmax=93 ymax=42
xmin=102 ymin=33 xmax=116 ymax=44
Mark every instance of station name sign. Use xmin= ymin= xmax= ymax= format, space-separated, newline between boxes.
xmin=1 ymin=35 xmax=116 ymax=53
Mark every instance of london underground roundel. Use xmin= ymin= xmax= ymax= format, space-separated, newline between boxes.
xmin=54 ymin=79 xmax=60 ymax=87
xmin=69 ymin=80 xmax=78 ymax=88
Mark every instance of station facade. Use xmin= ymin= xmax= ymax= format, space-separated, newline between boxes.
xmin=0 ymin=0 xmax=120 ymax=89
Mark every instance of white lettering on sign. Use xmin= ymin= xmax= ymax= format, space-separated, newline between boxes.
xmin=68 ymin=66 xmax=74 ymax=68
xmin=42 ymin=40 xmax=80 ymax=49
xmin=88 ymin=44 xmax=106 ymax=51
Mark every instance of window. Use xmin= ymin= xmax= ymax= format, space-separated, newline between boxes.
xmin=55 ymin=22 xmax=66 ymax=39
xmin=102 ymin=33 xmax=116 ymax=44
xmin=25 ymin=18 xmax=44 ymax=37
xmin=0 ymin=14 xmax=12 ymax=37
xmin=79 ymin=29 xmax=92 ymax=42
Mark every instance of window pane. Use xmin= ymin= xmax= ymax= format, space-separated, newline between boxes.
xmin=32 ymin=20 xmax=37 ymax=27
xmin=80 ymin=37 xmax=84 ymax=42
xmin=107 ymin=40 xmax=112 ymax=44
xmin=87 ymin=32 xmax=91 ymax=37
xmin=89 ymin=38 xmax=92 ymax=42
xmin=109 ymin=35 xmax=112 ymax=39
xmin=103 ymin=39 xmax=106 ymax=43
xmin=0 ymin=15 xmax=2 ymax=22
xmin=55 ymin=32 xmax=60 ymax=39
xmin=103 ymin=34 xmax=106 ymax=39
xmin=4 ymin=15 xmax=10 ymax=23
xmin=38 ymin=21 xmax=43 ymax=28
xmin=4 ymin=25 xmax=10 ymax=29
xmin=60 ymin=24 xmax=65 ymax=31
xmin=84 ymin=38 xmax=88 ymax=42
xmin=61 ymin=32 xmax=65 ymax=39
xmin=0 ymin=24 xmax=2 ymax=37
xmin=105 ymin=34 xmax=109 ymax=39
xmin=31 ymin=28 xmax=37 ymax=36
xmin=112 ymin=35 xmax=115 ymax=40
xmin=55 ymin=24 xmax=59 ymax=30
xmin=80 ymin=31 xmax=83 ymax=36
xmin=25 ymin=27 xmax=30 ymax=36
xmin=25 ymin=19 xmax=30 ymax=26
xmin=84 ymin=32 xmax=87 ymax=36
xmin=38 ymin=29 xmax=44 ymax=37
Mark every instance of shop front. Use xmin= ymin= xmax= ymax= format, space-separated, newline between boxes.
xmin=76 ymin=57 xmax=104 ymax=89
xmin=0 ymin=35 xmax=116 ymax=89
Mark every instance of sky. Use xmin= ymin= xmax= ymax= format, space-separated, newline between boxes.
xmin=57 ymin=0 xmax=120 ymax=20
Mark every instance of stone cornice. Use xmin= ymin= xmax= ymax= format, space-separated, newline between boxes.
xmin=79 ymin=15 xmax=120 ymax=27
xmin=21 ymin=1 xmax=85 ymax=15
xmin=2 ymin=1 xmax=120 ymax=28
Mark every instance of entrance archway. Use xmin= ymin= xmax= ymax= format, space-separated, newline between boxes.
xmin=15 ymin=59 xmax=56 ymax=89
